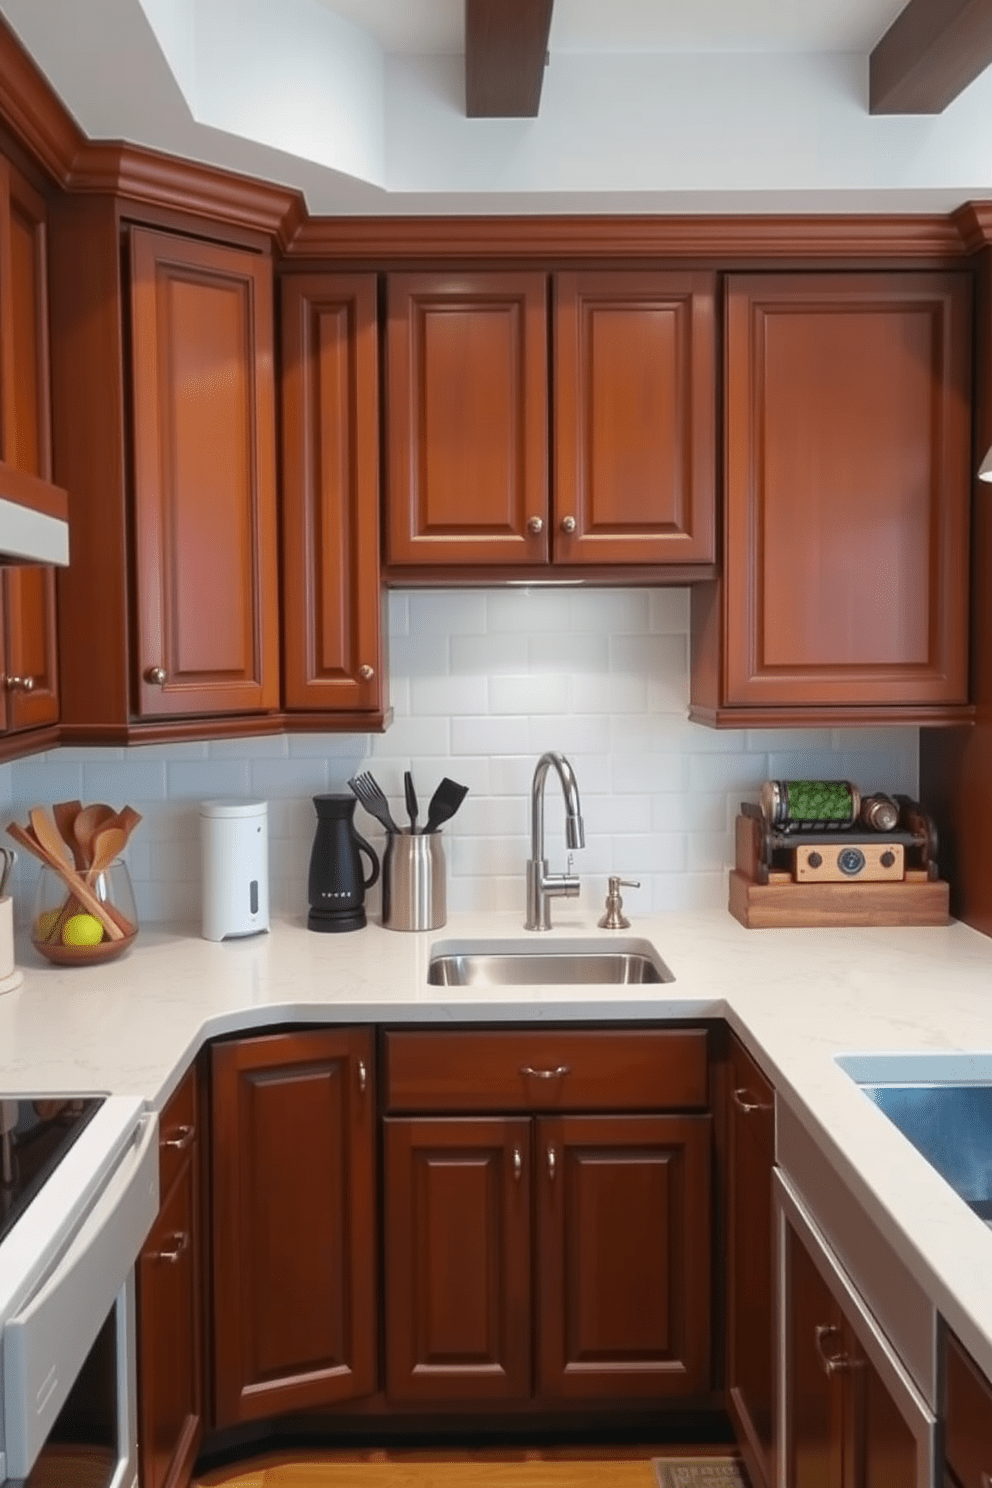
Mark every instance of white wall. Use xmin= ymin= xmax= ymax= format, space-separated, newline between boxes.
xmin=1 ymin=587 xmax=918 ymax=931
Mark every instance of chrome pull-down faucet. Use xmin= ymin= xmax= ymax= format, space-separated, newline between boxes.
xmin=525 ymin=751 xmax=585 ymax=930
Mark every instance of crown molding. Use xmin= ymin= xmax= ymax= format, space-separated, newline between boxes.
xmin=67 ymin=141 xmax=306 ymax=250
xmin=0 ymin=13 xmax=83 ymax=185
xmin=284 ymin=210 xmax=973 ymax=264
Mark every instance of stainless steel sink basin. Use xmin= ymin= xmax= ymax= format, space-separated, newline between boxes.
xmin=426 ymin=937 xmax=674 ymax=987
xmin=836 ymin=1052 xmax=992 ymax=1223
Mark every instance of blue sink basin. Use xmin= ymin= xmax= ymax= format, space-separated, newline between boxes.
xmin=836 ymin=1053 xmax=992 ymax=1222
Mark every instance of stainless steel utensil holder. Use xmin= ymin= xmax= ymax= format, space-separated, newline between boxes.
xmin=382 ymin=831 xmax=446 ymax=931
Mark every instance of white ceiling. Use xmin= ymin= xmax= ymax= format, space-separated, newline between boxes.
xmin=319 ymin=0 xmax=909 ymax=57
xmin=0 ymin=0 xmax=990 ymax=218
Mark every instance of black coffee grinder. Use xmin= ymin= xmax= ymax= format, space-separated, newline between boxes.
xmin=307 ymin=794 xmax=379 ymax=932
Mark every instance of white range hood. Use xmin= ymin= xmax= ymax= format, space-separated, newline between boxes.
xmin=0 ymin=464 xmax=69 ymax=567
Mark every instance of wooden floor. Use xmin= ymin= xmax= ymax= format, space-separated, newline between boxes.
xmin=195 ymin=1445 xmax=745 ymax=1488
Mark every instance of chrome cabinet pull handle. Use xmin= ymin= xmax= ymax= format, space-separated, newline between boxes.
xmin=5 ymin=675 xmax=34 ymax=692
xmin=520 ymin=1064 xmax=571 ymax=1081
xmin=152 ymin=1231 xmax=189 ymax=1264
xmin=513 ymin=1147 xmax=522 ymax=1180
xmin=527 ymin=515 xmax=544 ymax=535
xmin=144 ymin=666 xmax=167 ymax=685
xmin=547 ymin=1146 xmax=556 ymax=1180
xmin=732 ymin=1086 xmax=773 ymax=1114
xmin=162 ymin=1124 xmax=195 ymax=1151
xmin=358 ymin=1059 xmax=367 ymax=1093
xmin=814 ymin=1323 xmax=861 ymax=1376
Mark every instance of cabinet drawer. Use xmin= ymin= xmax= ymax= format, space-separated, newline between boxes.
xmin=158 ymin=1062 xmax=197 ymax=1198
xmin=383 ymin=1028 xmax=708 ymax=1112
xmin=945 ymin=1331 xmax=992 ymax=1487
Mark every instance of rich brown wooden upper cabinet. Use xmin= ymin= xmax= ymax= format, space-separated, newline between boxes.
xmin=385 ymin=271 xmax=549 ymax=567
xmin=129 ymin=227 xmax=279 ymax=720
xmin=280 ymin=273 xmax=384 ymax=719
xmin=726 ymin=1034 xmax=775 ymax=1488
xmin=137 ymin=1062 xmax=203 ymax=1488
xmin=554 ymin=271 xmax=715 ymax=565
xmin=385 ymin=269 xmax=716 ymax=575
xmin=210 ymin=1029 xmax=377 ymax=1426
xmin=0 ymin=157 xmax=58 ymax=741
xmin=48 ymin=199 xmax=280 ymax=742
xmin=691 ymin=271 xmax=973 ymax=726
xmin=382 ymin=1027 xmax=712 ymax=1408
xmin=943 ymin=1328 xmax=992 ymax=1488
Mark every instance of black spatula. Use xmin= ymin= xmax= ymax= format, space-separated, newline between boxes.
xmin=423 ymin=777 xmax=469 ymax=834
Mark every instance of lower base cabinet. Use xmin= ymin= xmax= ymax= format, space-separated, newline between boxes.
xmin=943 ymin=1328 xmax=992 ymax=1487
xmin=137 ymin=1063 xmax=202 ymax=1488
xmin=210 ymin=1028 xmax=377 ymax=1426
xmin=775 ymin=1171 xmax=934 ymax=1488
xmin=382 ymin=1027 xmax=713 ymax=1408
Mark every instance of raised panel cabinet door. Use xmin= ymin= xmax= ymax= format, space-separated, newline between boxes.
xmin=724 ymin=272 xmax=971 ymax=709
xmin=553 ymin=271 xmax=716 ymax=565
xmin=850 ymin=1324 xmax=923 ymax=1488
xmin=137 ymin=1158 xmax=201 ymax=1488
xmin=281 ymin=274 xmax=383 ymax=713
xmin=726 ymin=1036 xmax=776 ymax=1488
xmin=784 ymin=1218 xmax=845 ymax=1488
xmin=383 ymin=1115 xmax=532 ymax=1403
xmin=944 ymin=1330 xmax=992 ymax=1488
xmin=385 ymin=272 xmax=549 ymax=566
xmin=211 ymin=1028 xmax=377 ymax=1425
xmin=129 ymin=227 xmax=280 ymax=719
xmin=536 ymin=1113 xmax=712 ymax=1400
xmin=0 ymin=159 xmax=58 ymax=732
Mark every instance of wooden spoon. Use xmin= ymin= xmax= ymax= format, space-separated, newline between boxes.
xmin=114 ymin=805 xmax=143 ymax=847
xmin=17 ymin=812 xmax=124 ymax=941
xmin=73 ymin=803 xmax=114 ymax=871
xmin=86 ymin=824 xmax=125 ymax=885
xmin=52 ymin=800 xmax=85 ymax=869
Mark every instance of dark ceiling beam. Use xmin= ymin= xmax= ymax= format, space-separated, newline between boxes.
xmin=870 ymin=0 xmax=992 ymax=113
xmin=465 ymin=0 xmax=554 ymax=118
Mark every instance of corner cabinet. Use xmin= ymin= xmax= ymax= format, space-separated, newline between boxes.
xmin=0 ymin=156 xmax=60 ymax=746
xmin=691 ymin=271 xmax=973 ymax=727
xmin=210 ymin=1028 xmax=377 ymax=1426
xmin=280 ymin=273 xmax=385 ymax=722
xmin=49 ymin=200 xmax=280 ymax=742
xmin=381 ymin=1027 xmax=713 ymax=1406
xmin=384 ymin=270 xmax=716 ymax=577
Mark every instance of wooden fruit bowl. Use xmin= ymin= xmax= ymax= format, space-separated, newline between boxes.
xmin=32 ymin=928 xmax=138 ymax=966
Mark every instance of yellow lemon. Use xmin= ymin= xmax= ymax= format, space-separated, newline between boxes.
xmin=62 ymin=913 xmax=104 ymax=947
xmin=34 ymin=908 xmax=61 ymax=941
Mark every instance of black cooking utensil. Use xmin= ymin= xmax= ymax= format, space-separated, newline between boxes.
xmin=404 ymin=770 xmax=418 ymax=834
xmin=348 ymin=773 xmax=402 ymax=835
xmin=423 ymin=777 xmax=469 ymax=834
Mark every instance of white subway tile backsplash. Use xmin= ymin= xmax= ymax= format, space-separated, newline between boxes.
xmin=5 ymin=586 xmax=921 ymax=926
xmin=489 ymin=674 xmax=572 ymax=716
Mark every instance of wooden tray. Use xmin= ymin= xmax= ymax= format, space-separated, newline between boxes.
xmin=728 ymin=868 xmax=950 ymax=929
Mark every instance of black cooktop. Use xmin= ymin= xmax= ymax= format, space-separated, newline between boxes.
xmin=0 ymin=1095 xmax=104 ymax=1245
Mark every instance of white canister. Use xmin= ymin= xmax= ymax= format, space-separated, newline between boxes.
xmin=200 ymin=800 xmax=270 ymax=941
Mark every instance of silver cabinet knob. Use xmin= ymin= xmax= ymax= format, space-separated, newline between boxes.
xmin=144 ymin=666 xmax=167 ymax=686
xmin=5 ymin=675 xmax=34 ymax=692
xmin=527 ymin=516 xmax=544 ymax=535
xmin=358 ymin=664 xmax=374 ymax=682
xmin=560 ymin=515 xmax=576 ymax=534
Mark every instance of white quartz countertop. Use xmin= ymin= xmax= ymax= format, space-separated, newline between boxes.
xmin=2 ymin=904 xmax=992 ymax=1394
